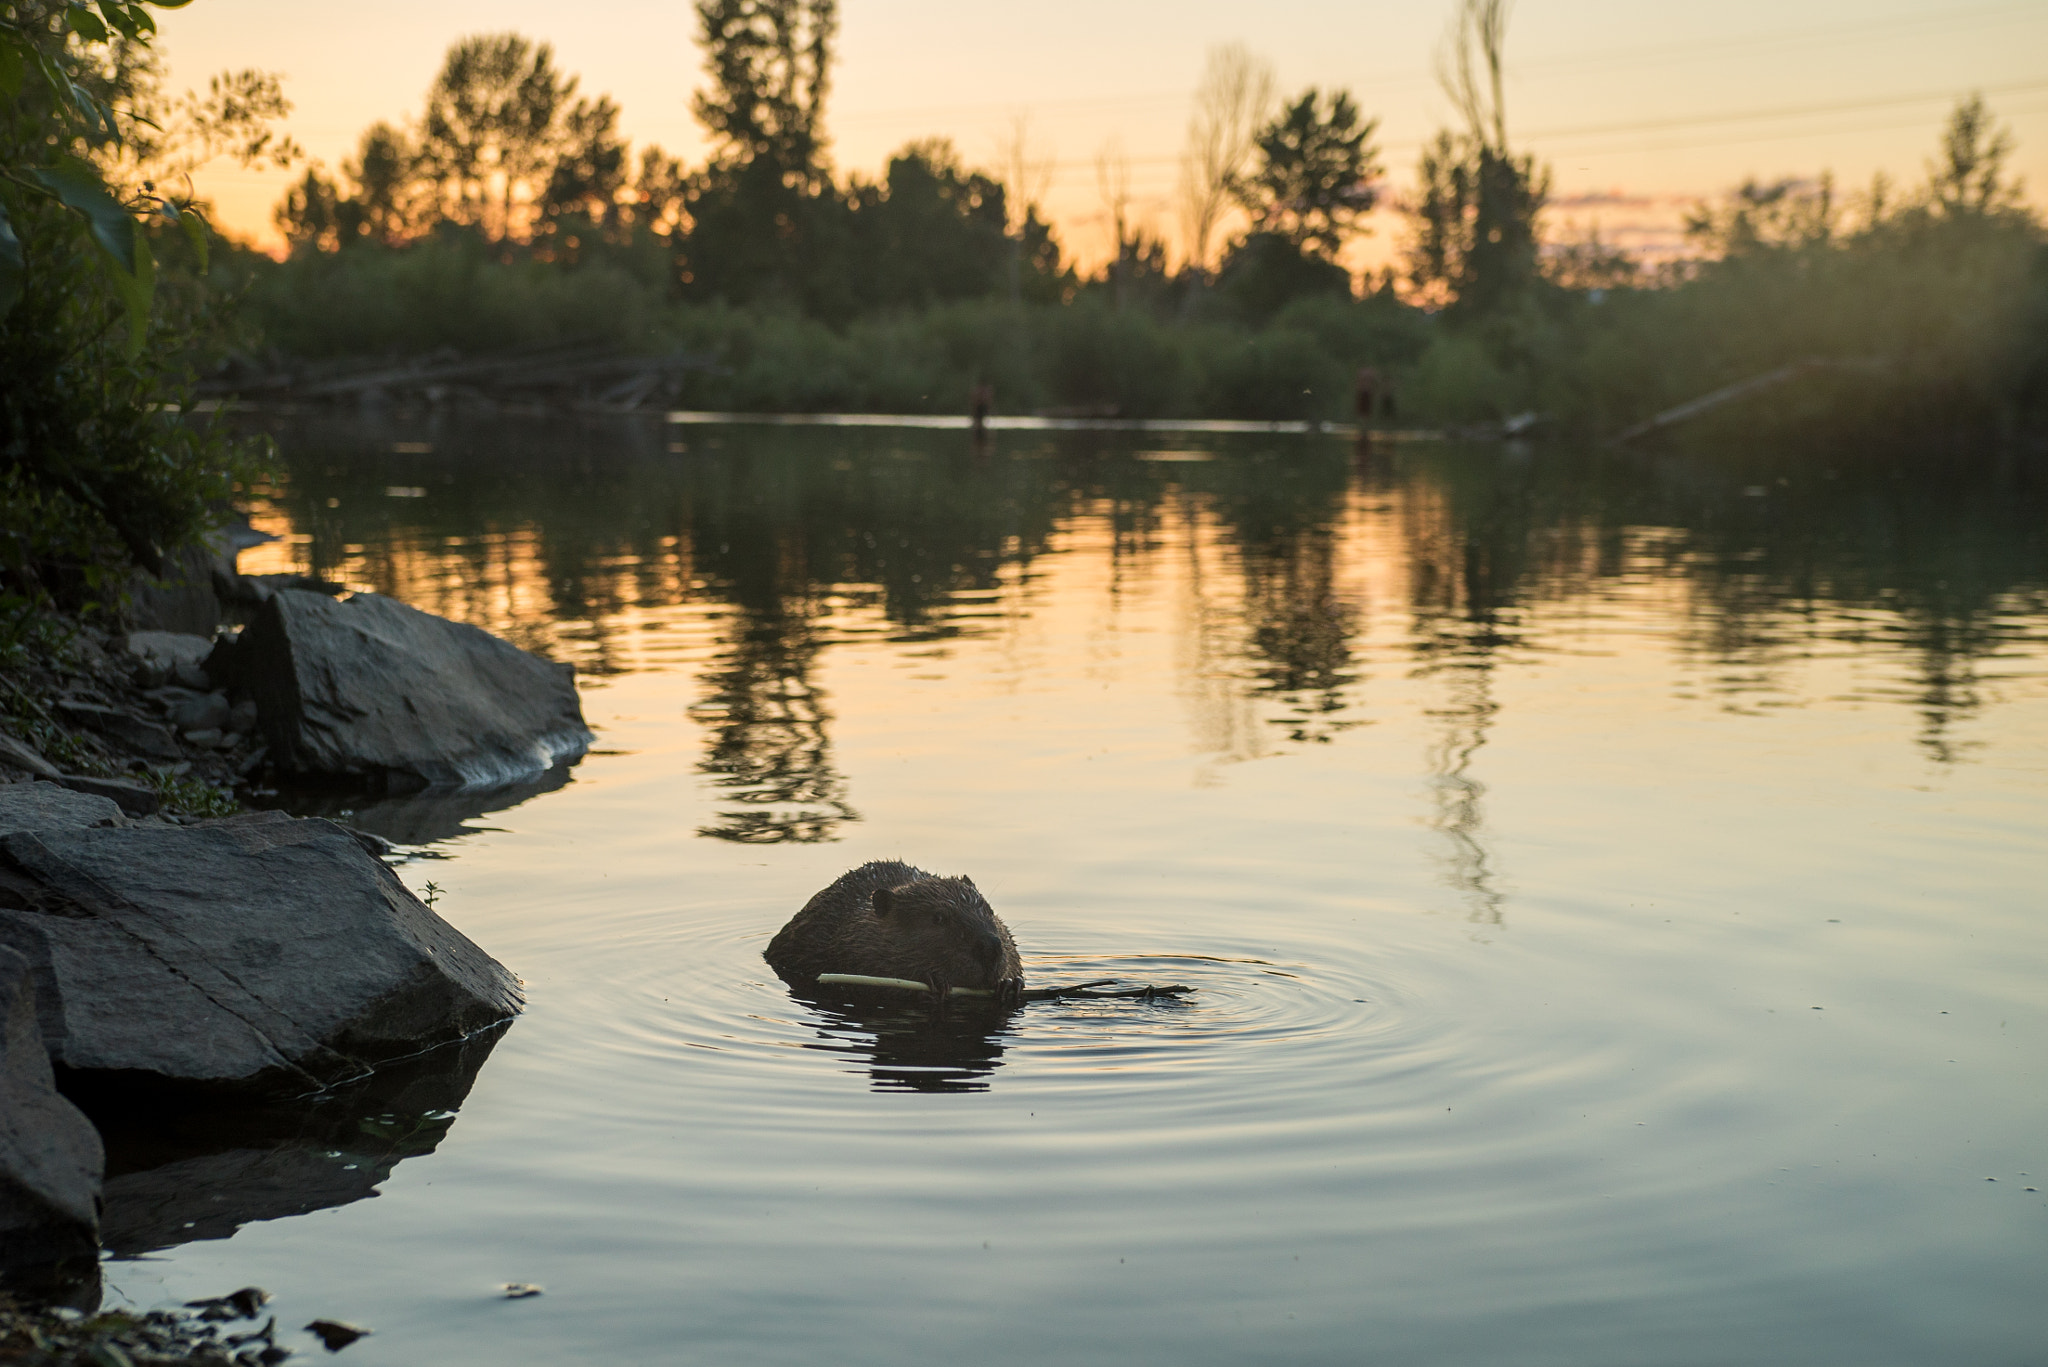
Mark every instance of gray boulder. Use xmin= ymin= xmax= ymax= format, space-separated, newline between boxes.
xmin=223 ymin=589 xmax=591 ymax=789
xmin=0 ymin=946 xmax=104 ymax=1270
xmin=124 ymin=631 xmax=217 ymax=690
xmin=124 ymin=544 xmax=231 ymax=638
xmin=0 ymin=782 xmax=123 ymax=836
xmin=0 ymin=812 xmax=521 ymax=1094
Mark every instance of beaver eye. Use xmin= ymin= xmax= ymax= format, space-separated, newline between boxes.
xmin=929 ymin=912 xmax=945 ymax=927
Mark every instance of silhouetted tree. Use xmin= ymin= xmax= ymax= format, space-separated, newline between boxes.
xmin=1178 ymin=43 xmax=1276 ymax=274
xmin=416 ymin=33 xmax=574 ymax=241
xmin=680 ymin=0 xmax=841 ymax=305
xmin=1232 ymin=88 xmax=1381 ymax=259
xmin=1406 ymin=0 xmax=1549 ymax=315
xmin=539 ymin=94 xmax=629 ymax=250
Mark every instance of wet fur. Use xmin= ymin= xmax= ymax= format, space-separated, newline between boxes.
xmin=766 ymin=860 xmax=1023 ymax=1006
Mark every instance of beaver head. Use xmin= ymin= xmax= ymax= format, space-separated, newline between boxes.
xmin=867 ymin=874 xmax=1021 ymax=996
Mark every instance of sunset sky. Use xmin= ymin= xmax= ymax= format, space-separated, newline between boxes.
xmin=155 ymin=0 xmax=2048 ymax=271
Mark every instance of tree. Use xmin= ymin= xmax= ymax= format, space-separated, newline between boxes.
xmin=1232 ymin=88 xmax=1381 ymax=260
xmin=275 ymin=121 xmax=419 ymax=251
xmin=2 ymin=1 xmax=266 ymax=594
xmin=1177 ymin=44 xmax=1274 ymax=273
xmin=1927 ymin=93 xmax=2022 ymax=218
xmin=994 ymin=112 xmax=1053 ymax=302
xmin=1682 ymin=175 xmax=1837 ymax=258
xmin=415 ymin=33 xmax=573 ymax=241
xmin=679 ymin=0 xmax=840 ymax=307
xmin=841 ymin=139 xmax=1011 ymax=310
xmin=691 ymin=0 xmax=836 ymax=187
xmin=1405 ymin=0 xmax=1549 ymax=315
xmin=540 ymin=95 xmax=629 ymax=246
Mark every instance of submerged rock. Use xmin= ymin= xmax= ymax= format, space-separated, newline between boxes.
xmin=0 ymin=946 xmax=104 ymax=1272
xmin=97 ymin=1023 xmax=506 ymax=1256
xmin=0 ymin=811 xmax=521 ymax=1095
xmin=220 ymin=589 xmax=591 ymax=789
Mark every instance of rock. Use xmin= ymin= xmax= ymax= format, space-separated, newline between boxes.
xmin=0 ymin=733 xmax=62 ymax=781
xmin=52 ymin=775 xmax=161 ymax=817
xmin=52 ymin=700 xmax=181 ymax=760
xmin=215 ymin=571 xmax=348 ymax=607
xmin=183 ymin=729 xmax=225 ymax=749
xmin=0 ymin=812 xmax=521 ymax=1094
xmin=222 ymin=589 xmax=591 ymax=789
xmin=125 ymin=631 xmax=218 ymax=690
xmin=161 ymin=690 xmax=233 ymax=734
xmin=0 ymin=946 xmax=105 ymax=1272
xmin=125 ymin=543 xmax=231 ymax=637
xmin=0 ymin=783 xmax=124 ymax=836
xmin=125 ymin=631 xmax=216 ymax=675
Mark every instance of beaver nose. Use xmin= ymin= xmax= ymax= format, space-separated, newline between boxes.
xmin=974 ymin=934 xmax=1004 ymax=973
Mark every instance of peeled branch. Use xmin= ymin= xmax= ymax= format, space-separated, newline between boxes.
xmin=814 ymin=973 xmax=1193 ymax=1002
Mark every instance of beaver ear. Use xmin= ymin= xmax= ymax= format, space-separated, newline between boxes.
xmin=870 ymin=887 xmax=895 ymax=917
xmin=960 ymin=876 xmax=975 ymax=889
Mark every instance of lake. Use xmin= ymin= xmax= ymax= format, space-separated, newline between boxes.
xmin=101 ymin=412 xmax=2048 ymax=1365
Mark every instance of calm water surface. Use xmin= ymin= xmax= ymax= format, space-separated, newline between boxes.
xmin=106 ymin=416 xmax=2048 ymax=1365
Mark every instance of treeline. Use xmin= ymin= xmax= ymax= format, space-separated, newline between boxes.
xmin=220 ymin=0 xmax=2047 ymax=447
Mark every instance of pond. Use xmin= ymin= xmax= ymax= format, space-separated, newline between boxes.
xmin=104 ymin=413 xmax=2048 ymax=1365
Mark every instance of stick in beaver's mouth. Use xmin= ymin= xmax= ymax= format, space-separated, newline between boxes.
xmin=814 ymin=973 xmax=1194 ymax=1001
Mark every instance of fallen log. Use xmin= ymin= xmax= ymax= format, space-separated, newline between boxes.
xmin=1607 ymin=356 xmax=1890 ymax=446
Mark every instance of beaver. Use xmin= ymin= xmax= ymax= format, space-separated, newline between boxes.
xmin=766 ymin=861 xmax=1023 ymax=1007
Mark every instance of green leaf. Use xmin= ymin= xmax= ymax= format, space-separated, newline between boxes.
xmin=97 ymin=2 xmax=144 ymax=38
xmin=111 ymin=230 xmax=156 ymax=357
xmin=0 ymin=200 xmax=22 ymax=316
xmin=28 ymin=156 xmax=137 ymax=266
xmin=176 ymin=203 xmax=210 ymax=273
xmin=68 ymin=5 xmax=111 ymax=43
xmin=0 ymin=39 xmax=24 ymax=100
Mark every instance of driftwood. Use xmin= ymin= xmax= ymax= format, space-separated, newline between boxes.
xmin=200 ymin=346 xmax=720 ymax=412
xmin=813 ymin=973 xmax=1194 ymax=1002
xmin=1608 ymin=356 xmax=1890 ymax=445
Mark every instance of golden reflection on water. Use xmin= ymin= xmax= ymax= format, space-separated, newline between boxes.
xmin=235 ymin=419 xmax=2048 ymax=891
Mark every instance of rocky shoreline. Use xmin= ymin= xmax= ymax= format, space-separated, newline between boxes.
xmin=0 ymin=556 xmax=592 ymax=1351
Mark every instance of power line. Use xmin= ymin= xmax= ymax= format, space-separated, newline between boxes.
xmin=827 ymin=1 xmax=2045 ymax=128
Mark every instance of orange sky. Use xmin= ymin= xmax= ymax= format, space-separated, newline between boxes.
xmin=155 ymin=0 xmax=2048 ymax=272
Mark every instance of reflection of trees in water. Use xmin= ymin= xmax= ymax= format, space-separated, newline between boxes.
xmin=1401 ymin=475 xmax=1521 ymax=925
xmin=1197 ymin=451 xmax=1365 ymax=748
xmin=1240 ymin=522 xmax=1360 ymax=743
xmin=1650 ymin=466 xmax=2048 ymax=765
xmin=252 ymin=414 xmax=2048 ymax=871
xmin=690 ymin=608 xmax=858 ymax=843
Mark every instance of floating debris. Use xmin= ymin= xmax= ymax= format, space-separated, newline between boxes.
xmin=303 ymin=1320 xmax=371 ymax=1352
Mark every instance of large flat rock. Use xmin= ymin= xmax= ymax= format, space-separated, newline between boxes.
xmin=227 ymin=589 xmax=591 ymax=790
xmin=0 ymin=812 xmax=521 ymax=1095
xmin=0 ymin=947 xmax=104 ymax=1271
